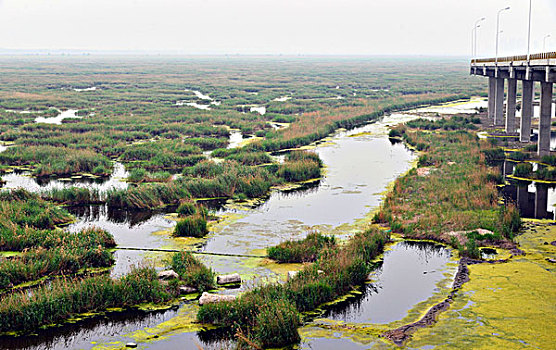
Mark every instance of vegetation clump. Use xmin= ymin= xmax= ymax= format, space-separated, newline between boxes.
xmin=405 ymin=115 xmax=480 ymax=131
xmin=173 ymin=215 xmax=208 ymax=237
xmin=176 ymin=201 xmax=198 ymax=216
xmin=170 ymin=251 xmax=215 ymax=292
xmin=277 ymin=151 xmax=322 ymax=182
xmin=0 ymin=226 xmax=116 ymax=289
xmin=267 ymin=232 xmax=336 ymax=263
xmin=0 ymin=267 xmax=173 ymax=333
xmin=0 ymin=145 xmax=111 ymax=177
xmin=198 ymin=228 xmax=389 ymax=348
xmin=513 ymin=163 xmax=533 ymax=177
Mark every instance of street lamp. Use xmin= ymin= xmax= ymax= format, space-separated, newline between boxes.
xmin=495 ymin=6 xmax=510 ymax=65
xmin=543 ymin=34 xmax=551 ymax=52
xmin=473 ymin=17 xmax=485 ymax=60
xmin=527 ymin=0 xmax=532 ymax=63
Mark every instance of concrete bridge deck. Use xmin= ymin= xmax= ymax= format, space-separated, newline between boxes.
xmin=470 ymin=52 xmax=556 ymax=156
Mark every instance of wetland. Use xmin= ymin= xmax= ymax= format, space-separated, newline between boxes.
xmin=0 ymin=56 xmax=552 ymax=349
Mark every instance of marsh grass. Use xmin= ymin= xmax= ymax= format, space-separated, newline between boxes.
xmin=173 ymin=215 xmax=208 ymax=238
xmin=169 ymin=251 xmax=215 ymax=292
xmin=0 ymin=189 xmax=73 ymax=229
xmin=0 ymin=267 xmax=173 ymax=333
xmin=0 ymin=145 xmax=111 ymax=177
xmin=197 ymin=228 xmax=389 ymax=348
xmin=0 ymin=227 xmax=116 ymax=289
xmin=375 ymin=120 xmax=521 ymax=253
xmin=267 ymin=232 xmax=336 ymax=263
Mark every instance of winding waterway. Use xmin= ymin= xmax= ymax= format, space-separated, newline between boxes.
xmin=1 ymin=102 xmax=482 ymax=349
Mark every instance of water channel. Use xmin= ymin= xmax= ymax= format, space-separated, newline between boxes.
xmin=0 ymin=104 xmax=478 ymax=349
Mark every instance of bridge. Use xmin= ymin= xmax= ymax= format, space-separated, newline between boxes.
xmin=470 ymin=52 xmax=556 ymax=156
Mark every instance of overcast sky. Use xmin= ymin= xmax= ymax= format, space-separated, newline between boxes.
xmin=0 ymin=0 xmax=555 ymax=56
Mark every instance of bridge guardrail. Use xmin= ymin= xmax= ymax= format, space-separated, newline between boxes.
xmin=471 ymin=51 xmax=556 ymax=64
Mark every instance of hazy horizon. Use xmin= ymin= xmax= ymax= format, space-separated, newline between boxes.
xmin=1 ymin=0 xmax=554 ymax=57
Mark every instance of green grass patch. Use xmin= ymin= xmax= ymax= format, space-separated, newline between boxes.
xmin=267 ymin=232 xmax=336 ymax=263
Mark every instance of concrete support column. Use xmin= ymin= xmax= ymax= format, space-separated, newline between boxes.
xmin=520 ymin=80 xmax=534 ymax=142
xmin=538 ymin=82 xmax=554 ymax=157
xmin=494 ymin=77 xmax=505 ymax=126
xmin=505 ymin=78 xmax=517 ymax=133
xmin=488 ymin=77 xmax=496 ymax=122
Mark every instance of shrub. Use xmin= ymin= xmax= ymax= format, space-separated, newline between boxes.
xmin=388 ymin=128 xmax=402 ymax=138
xmin=177 ymin=201 xmax=197 ymax=216
xmin=481 ymin=148 xmax=505 ymax=162
xmin=513 ymin=163 xmax=533 ymax=177
xmin=541 ymin=154 xmax=556 ymax=166
xmin=170 ymin=251 xmax=214 ymax=292
xmin=508 ymin=151 xmax=527 ymax=161
xmin=174 ymin=215 xmax=208 ymax=237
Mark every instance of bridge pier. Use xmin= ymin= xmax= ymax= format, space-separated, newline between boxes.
xmin=520 ymin=80 xmax=534 ymax=142
xmin=471 ymin=52 xmax=555 ymax=152
xmin=538 ymin=82 xmax=553 ymax=157
xmin=505 ymin=78 xmax=517 ymax=133
xmin=494 ymin=77 xmax=505 ymax=126
xmin=488 ymin=77 xmax=496 ymax=123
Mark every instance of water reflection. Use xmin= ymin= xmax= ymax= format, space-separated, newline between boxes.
xmin=67 ymin=205 xmax=176 ymax=278
xmin=0 ymin=308 xmax=178 ymax=350
xmin=319 ymin=241 xmax=453 ymax=324
xmin=498 ymin=160 xmax=556 ymax=220
xmin=502 ymin=179 xmax=555 ymax=220
xmin=1 ymin=162 xmax=128 ymax=192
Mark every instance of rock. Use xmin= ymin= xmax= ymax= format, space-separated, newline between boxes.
xmin=287 ymin=271 xmax=299 ymax=281
xmin=217 ymin=273 xmax=241 ymax=285
xmin=179 ymin=286 xmax=197 ymax=294
xmin=475 ymin=228 xmax=494 ymax=236
xmin=317 ymin=270 xmax=324 ymax=275
xmin=199 ymin=292 xmax=236 ymax=305
xmin=416 ymin=167 xmax=431 ymax=177
xmin=157 ymin=270 xmax=179 ymax=280
xmin=126 ymin=343 xmax=137 ymax=348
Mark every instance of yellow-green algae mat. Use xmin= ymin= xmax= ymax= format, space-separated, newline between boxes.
xmin=300 ymin=221 xmax=556 ymax=349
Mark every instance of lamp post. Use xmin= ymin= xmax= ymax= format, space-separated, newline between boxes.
xmin=473 ymin=17 xmax=485 ymax=61
xmin=543 ymin=34 xmax=551 ymax=52
xmin=527 ymin=0 xmax=532 ymax=63
xmin=495 ymin=6 xmax=510 ymax=65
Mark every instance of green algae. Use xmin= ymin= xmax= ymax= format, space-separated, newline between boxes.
xmin=0 ymin=251 xmax=21 ymax=258
xmin=404 ymin=222 xmax=556 ymax=349
xmin=91 ymin=303 xmax=206 ymax=350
